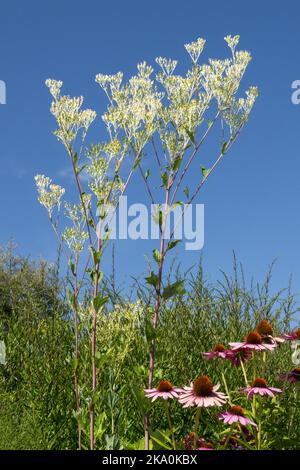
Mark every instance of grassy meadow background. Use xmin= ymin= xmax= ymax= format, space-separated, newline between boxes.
xmin=0 ymin=245 xmax=299 ymax=450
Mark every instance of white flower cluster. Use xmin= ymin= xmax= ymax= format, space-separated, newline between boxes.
xmin=96 ymin=63 xmax=163 ymax=151
xmin=86 ymin=144 xmax=122 ymax=205
xmin=184 ymin=37 xmax=206 ymax=64
xmin=45 ymin=79 xmax=96 ymax=147
xmin=34 ymin=174 xmax=65 ymax=218
xmin=224 ymin=35 xmax=240 ymax=56
xmin=222 ymin=86 xmax=259 ymax=135
xmin=62 ymin=201 xmax=89 ymax=253
xmin=38 ymin=35 xmax=257 ymax=255
xmin=94 ymin=35 xmax=257 ymax=167
xmin=155 ymin=57 xmax=178 ymax=76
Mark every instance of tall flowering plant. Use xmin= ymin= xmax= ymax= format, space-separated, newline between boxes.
xmin=35 ymin=34 xmax=258 ymax=450
xmin=35 ymin=70 xmax=161 ymax=448
xmin=97 ymin=35 xmax=258 ymax=447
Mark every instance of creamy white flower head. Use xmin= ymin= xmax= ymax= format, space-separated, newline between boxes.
xmin=46 ymin=80 xmax=96 ymax=146
xmin=95 ymin=72 xmax=123 ymax=95
xmin=224 ymin=35 xmax=240 ymax=55
xmin=137 ymin=61 xmax=153 ymax=79
xmin=222 ymin=85 xmax=259 ymax=135
xmin=155 ymin=57 xmax=178 ymax=76
xmin=45 ymin=79 xmax=63 ymax=100
xmin=184 ymin=37 xmax=206 ymax=64
xmin=35 ymin=174 xmax=65 ymax=217
xmin=96 ymin=35 xmax=257 ymax=159
xmin=62 ymin=226 xmax=88 ymax=253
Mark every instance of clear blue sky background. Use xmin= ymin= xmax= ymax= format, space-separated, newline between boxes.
xmin=0 ymin=0 xmax=300 ymax=299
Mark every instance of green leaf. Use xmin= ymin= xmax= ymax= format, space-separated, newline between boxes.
xmin=161 ymin=172 xmax=168 ymax=189
xmin=93 ymin=293 xmax=109 ymax=313
xmin=152 ymin=249 xmax=160 ymax=264
xmin=145 ymin=319 xmax=157 ymax=342
xmin=90 ymin=246 xmax=101 ymax=266
xmin=166 ymin=239 xmax=181 ymax=253
xmin=77 ymin=163 xmax=88 ymax=175
xmin=185 ymin=128 xmax=196 ymax=145
xmin=68 ymin=260 xmax=76 ymax=277
xmin=221 ymin=141 xmax=227 ymax=154
xmin=145 ymin=169 xmax=150 ymax=180
xmin=171 ymin=156 xmax=182 ymax=172
xmin=133 ymin=157 xmax=141 ymax=170
xmin=145 ymin=271 xmax=159 ymax=290
xmin=150 ymin=430 xmax=172 ymax=450
xmin=66 ymin=288 xmax=75 ymax=309
xmin=162 ymin=280 xmax=185 ymax=300
xmin=201 ymin=166 xmax=211 ymax=178
xmin=158 ymin=208 xmax=163 ymax=228
xmin=170 ymin=201 xmax=183 ymax=209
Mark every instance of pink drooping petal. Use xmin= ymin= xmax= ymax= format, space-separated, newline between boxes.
xmin=196 ymin=396 xmax=204 ymax=407
xmin=228 ymin=415 xmax=238 ymax=424
xmin=202 ymin=352 xmax=214 ymax=360
xmin=151 ymin=394 xmax=160 ymax=402
xmin=269 ymin=387 xmax=282 ymax=394
xmin=229 ymin=342 xmax=244 ymax=350
xmin=183 ymin=396 xmax=197 ymax=408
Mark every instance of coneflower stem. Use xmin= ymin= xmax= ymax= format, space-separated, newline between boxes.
xmin=221 ymin=372 xmax=232 ymax=405
xmin=262 ymin=351 xmax=266 ymax=375
xmin=194 ymin=408 xmax=201 ymax=449
xmin=223 ymin=425 xmax=234 ymax=449
xmin=256 ymin=396 xmax=262 ymax=450
xmin=240 ymin=359 xmax=249 ymax=387
xmin=164 ymin=401 xmax=176 ymax=450
xmin=288 ymin=384 xmax=299 ymax=436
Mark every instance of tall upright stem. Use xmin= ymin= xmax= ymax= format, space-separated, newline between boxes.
xmin=90 ymin=236 xmax=102 ymax=450
xmin=145 ymin=185 xmax=170 ymax=449
xmin=73 ymin=264 xmax=82 ymax=449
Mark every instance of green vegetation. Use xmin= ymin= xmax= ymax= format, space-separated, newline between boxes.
xmin=0 ymin=247 xmax=299 ymax=450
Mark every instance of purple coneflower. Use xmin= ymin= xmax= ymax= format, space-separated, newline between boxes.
xmin=256 ymin=320 xmax=285 ymax=345
xmin=283 ymin=328 xmax=300 ymax=341
xmin=225 ymin=348 xmax=253 ymax=366
xmin=229 ymin=331 xmax=276 ymax=352
xmin=279 ymin=367 xmax=300 ymax=384
xmin=240 ymin=377 xmax=282 ymax=400
xmin=178 ymin=376 xmax=227 ymax=408
xmin=202 ymin=343 xmax=231 ymax=360
xmin=144 ymin=380 xmax=181 ymax=402
xmin=219 ymin=405 xmax=257 ymax=428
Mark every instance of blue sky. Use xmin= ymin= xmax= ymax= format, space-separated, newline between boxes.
xmin=0 ymin=0 xmax=300 ymax=299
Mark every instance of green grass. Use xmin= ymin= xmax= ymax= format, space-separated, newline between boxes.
xmin=0 ymin=248 xmax=299 ymax=449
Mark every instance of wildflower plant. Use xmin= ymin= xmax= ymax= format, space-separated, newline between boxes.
xmin=35 ymin=34 xmax=258 ymax=450
xmin=114 ymin=34 xmax=257 ymax=447
xmin=35 ymin=70 xmax=161 ymax=448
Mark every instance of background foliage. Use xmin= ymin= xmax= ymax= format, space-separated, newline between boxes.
xmin=0 ymin=246 xmax=299 ymax=449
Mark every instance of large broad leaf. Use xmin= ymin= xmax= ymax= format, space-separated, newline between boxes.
xmin=93 ymin=293 xmax=109 ymax=313
xmin=162 ymin=280 xmax=185 ymax=300
xmin=145 ymin=271 xmax=159 ymax=289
